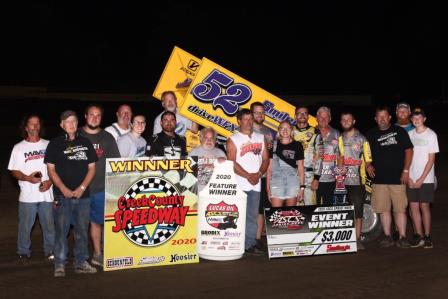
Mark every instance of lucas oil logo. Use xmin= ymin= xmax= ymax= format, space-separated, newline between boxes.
xmin=268 ymin=209 xmax=305 ymax=230
xmin=112 ymin=177 xmax=189 ymax=247
xmin=205 ymin=201 xmax=239 ymax=230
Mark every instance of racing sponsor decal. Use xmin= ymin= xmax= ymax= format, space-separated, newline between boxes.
xmin=268 ymin=209 xmax=305 ymax=230
xmin=106 ymin=257 xmax=133 ymax=269
xmin=138 ymin=256 xmax=165 ymax=265
xmin=326 ymin=244 xmax=351 ymax=253
xmin=205 ymin=201 xmax=239 ymax=230
xmin=169 ymin=253 xmax=198 ymax=263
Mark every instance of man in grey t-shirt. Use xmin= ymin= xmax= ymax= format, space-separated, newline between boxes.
xmin=250 ymin=102 xmax=275 ymax=252
xmin=189 ymin=127 xmax=226 ymax=192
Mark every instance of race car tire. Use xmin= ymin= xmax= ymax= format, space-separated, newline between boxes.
xmin=360 ymin=193 xmax=382 ymax=243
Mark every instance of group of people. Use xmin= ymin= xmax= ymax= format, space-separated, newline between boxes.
xmin=226 ymin=101 xmax=438 ymax=254
xmin=8 ymin=91 xmax=439 ymax=277
xmin=7 ymin=91 xmax=198 ymax=278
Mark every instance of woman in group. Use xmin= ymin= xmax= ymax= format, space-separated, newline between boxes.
xmin=267 ymin=120 xmax=305 ymax=207
xmin=117 ymin=114 xmax=147 ymax=157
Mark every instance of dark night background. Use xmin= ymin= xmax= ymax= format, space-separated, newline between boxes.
xmin=0 ymin=2 xmax=446 ymax=134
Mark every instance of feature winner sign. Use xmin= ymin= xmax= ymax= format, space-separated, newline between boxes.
xmin=197 ymin=161 xmax=247 ymax=261
xmin=265 ymin=205 xmax=356 ymax=259
xmin=104 ymin=157 xmax=199 ymax=271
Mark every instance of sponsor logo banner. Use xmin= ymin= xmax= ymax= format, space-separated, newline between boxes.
xmin=265 ymin=205 xmax=357 ymax=259
xmin=104 ymin=157 xmax=199 ymax=271
xmin=153 ymin=46 xmax=202 ymax=107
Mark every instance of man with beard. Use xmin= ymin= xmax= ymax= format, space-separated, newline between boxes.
xmin=147 ymin=111 xmax=187 ymax=158
xmin=338 ymin=112 xmax=372 ymax=250
xmin=366 ymin=107 xmax=413 ymax=248
xmin=314 ymin=107 xmax=340 ymax=206
xmin=250 ymin=102 xmax=275 ymax=251
xmin=189 ymin=127 xmax=226 ymax=192
xmin=227 ymin=109 xmax=269 ymax=255
xmin=293 ymin=106 xmax=319 ymax=205
xmin=105 ymin=104 xmax=133 ymax=142
xmin=396 ymin=102 xmax=414 ymax=132
xmin=153 ymin=91 xmax=198 ymax=136
xmin=80 ymin=104 xmax=120 ymax=267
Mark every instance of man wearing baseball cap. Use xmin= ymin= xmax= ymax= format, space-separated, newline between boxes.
xmin=396 ymin=102 xmax=414 ymax=132
xmin=45 ymin=110 xmax=98 ymax=277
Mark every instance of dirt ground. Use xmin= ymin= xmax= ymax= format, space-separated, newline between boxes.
xmin=0 ymin=107 xmax=447 ymax=299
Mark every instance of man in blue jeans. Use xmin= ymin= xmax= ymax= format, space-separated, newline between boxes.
xmin=80 ymin=104 xmax=120 ymax=267
xmin=8 ymin=114 xmax=55 ymax=262
xmin=227 ymin=109 xmax=269 ymax=255
xmin=45 ymin=110 xmax=98 ymax=277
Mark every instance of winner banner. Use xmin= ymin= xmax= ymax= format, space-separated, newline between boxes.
xmin=265 ymin=205 xmax=357 ymax=259
xmin=104 ymin=157 xmax=199 ymax=271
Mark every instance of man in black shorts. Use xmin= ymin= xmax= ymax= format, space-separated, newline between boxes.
xmin=339 ymin=112 xmax=373 ymax=250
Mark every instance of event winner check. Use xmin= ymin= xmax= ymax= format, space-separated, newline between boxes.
xmin=264 ymin=205 xmax=357 ymax=258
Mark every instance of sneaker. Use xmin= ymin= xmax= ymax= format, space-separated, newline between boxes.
xmin=410 ymin=234 xmax=424 ymax=248
xmin=391 ymin=230 xmax=400 ymax=242
xmin=244 ymin=246 xmax=263 ymax=256
xmin=379 ymin=236 xmax=395 ymax=248
xmin=46 ymin=254 xmax=55 ymax=262
xmin=255 ymin=239 xmax=267 ymax=253
xmin=396 ymin=237 xmax=411 ymax=248
xmin=356 ymin=241 xmax=365 ymax=251
xmin=74 ymin=261 xmax=98 ymax=274
xmin=91 ymin=254 xmax=103 ymax=267
xmin=18 ymin=254 xmax=31 ymax=264
xmin=423 ymin=235 xmax=433 ymax=249
xmin=54 ymin=265 xmax=65 ymax=278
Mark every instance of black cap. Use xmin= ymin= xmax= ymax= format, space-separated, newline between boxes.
xmin=411 ymin=108 xmax=426 ymax=117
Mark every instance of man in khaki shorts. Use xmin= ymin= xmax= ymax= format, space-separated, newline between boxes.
xmin=366 ymin=106 xmax=413 ymax=248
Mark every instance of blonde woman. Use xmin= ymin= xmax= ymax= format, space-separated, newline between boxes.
xmin=267 ymin=121 xmax=305 ymax=207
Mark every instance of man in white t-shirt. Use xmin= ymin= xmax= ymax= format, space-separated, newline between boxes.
xmin=407 ymin=108 xmax=439 ymax=249
xmin=105 ymin=104 xmax=133 ymax=141
xmin=227 ymin=109 xmax=269 ymax=255
xmin=8 ymin=114 xmax=55 ymax=262
xmin=153 ymin=91 xmax=198 ymax=136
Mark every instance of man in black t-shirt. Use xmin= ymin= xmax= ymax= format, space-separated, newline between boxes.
xmin=45 ymin=110 xmax=98 ymax=277
xmin=80 ymin=104 xmax=120 ymax=268
xmin=147 ymin=111 xmax=187 ymax=158
xmin=366 ymin=106 xmax=413 ymax=248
